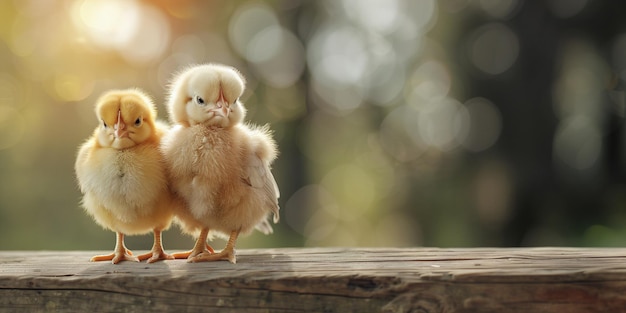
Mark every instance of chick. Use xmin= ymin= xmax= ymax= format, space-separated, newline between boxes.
xmin=161 ymin=64 xmax=279 ymax=263
xmin=75 ymin=89 xmax=177 ymax=264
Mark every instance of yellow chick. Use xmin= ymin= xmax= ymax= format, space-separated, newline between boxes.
xmin=75 ymin=89 xmax=177 ymax=264
xmin=161 ymin=64 xmax=280 ymax=263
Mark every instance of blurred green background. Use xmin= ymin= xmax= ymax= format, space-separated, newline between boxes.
xmin=2 ymin=0 xmax=626 ymax=251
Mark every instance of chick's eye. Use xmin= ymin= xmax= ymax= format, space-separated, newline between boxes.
xmin=135 ymin=118 xmax=142 ymax=127
xmin=102 ymin=120 xmax=107 ymax=128
xmin=195 ymin=95 xmax=205 ymax=106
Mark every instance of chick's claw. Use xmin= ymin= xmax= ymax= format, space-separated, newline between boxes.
xmin=188 ymin=229 xmax=238 ymax=264
xmin=189 ymin=248 xmax=236 ymax=264
xmin=91 ymin=250 xmax=139 ymax=264
xmin=137 ymin=229 xmax=174 ymax=263
xmin=172 ymin=228 xmax=215 ymax=259
xmin=171 ymin=244 xmax=215 ymax=260
xmin=137 ymin=249 xmax=174 ymax=263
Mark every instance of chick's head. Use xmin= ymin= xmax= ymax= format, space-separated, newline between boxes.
xmin=95 ymin=89 xmax=158 ymax=149
xmin=168 ymin=64 xmax=246 ymax=128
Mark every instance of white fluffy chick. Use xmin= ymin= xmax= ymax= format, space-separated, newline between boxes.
xmin=161 ymin=64 xmax=279 ymax=263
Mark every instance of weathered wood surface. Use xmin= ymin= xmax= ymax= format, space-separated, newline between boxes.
xmin=2 ymin=248 xmax=626 ymax=312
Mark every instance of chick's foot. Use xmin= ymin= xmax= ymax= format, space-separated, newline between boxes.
xmin=188 ymin=229 xmax=239 ymax=264
xmin=91 ymin=232 xmax=139 ymax=264
xmin=188 ymin=247 xmax=236 ymax=264
xmin=172 ymin=243 xmax=215 ymax=259
xmin=172 ymin=228 xmax=215 ymax=259
xmin=138 ymin=249 xmax=174 ymax=263
xmin=138 ymin=229 xmax=174 ymax=263
xmin=91 ymin=249 xmax=139 ymax=264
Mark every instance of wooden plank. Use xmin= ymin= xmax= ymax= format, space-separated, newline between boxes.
xmin=1 ymin=248 xmax=626 ymax=312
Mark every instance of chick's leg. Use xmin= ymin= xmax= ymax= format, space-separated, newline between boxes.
xmin=138 ymin=229 xmax=174 ymax=263
xmin=172 ymin=228 xmax=215 ymax=259
xmin=190 ymin=229 xmax=240 ymax=264
xmin=91 ymin=232 xmax=139 ymax=264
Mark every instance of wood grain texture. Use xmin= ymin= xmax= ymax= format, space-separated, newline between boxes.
xmin=1 ymin=248 xmax=626 ymax=312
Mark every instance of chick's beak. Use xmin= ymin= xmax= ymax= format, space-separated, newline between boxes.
xmin=114 ymin=110 xmax=128 ymax=138
xmin=215 ymin=89 xmax=229 ymax=117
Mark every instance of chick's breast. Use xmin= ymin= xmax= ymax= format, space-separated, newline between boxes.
xmin=76 ymin=139 xmax=173 ymax=234
xmin=161 ymin=124 xmax=241 ymax=220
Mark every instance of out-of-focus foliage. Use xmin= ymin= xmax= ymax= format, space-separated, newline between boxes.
xmin=2 ymin=0 xmax=626 ymax=250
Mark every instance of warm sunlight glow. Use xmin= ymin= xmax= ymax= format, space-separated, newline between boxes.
xmin=71 ymin=0 xmax=170 ymax=64
xmin=74 ymin=0 xmax=140 ymax=47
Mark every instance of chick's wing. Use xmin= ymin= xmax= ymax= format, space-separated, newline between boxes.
xmin=242 ymin=152 xmax=280 ymax=224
